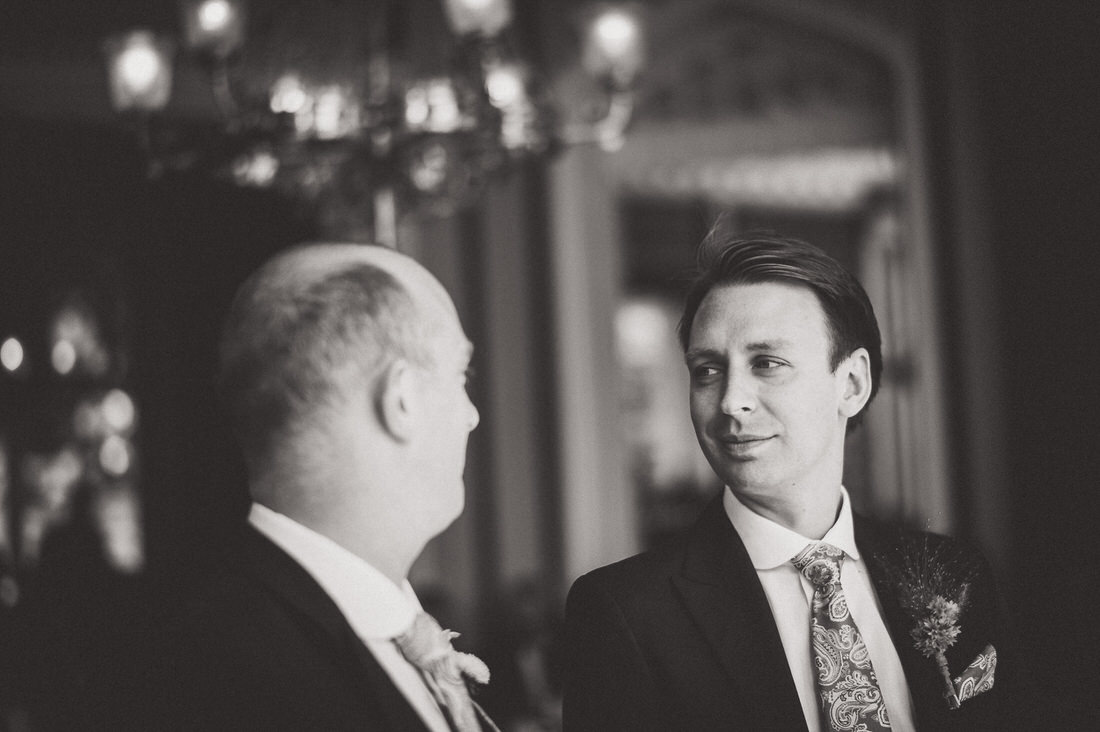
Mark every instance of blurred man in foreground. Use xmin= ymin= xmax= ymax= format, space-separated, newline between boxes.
xmin=564 ymin=229 xmax=1012 ymax=731
xmin=147 ymin=243 xmax=495 ymax=731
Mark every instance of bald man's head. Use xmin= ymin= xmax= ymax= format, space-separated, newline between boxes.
xmin=217 ymin=243 xmax=456 ymax=463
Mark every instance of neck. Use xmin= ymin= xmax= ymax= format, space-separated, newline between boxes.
xmin=332 ymin=527 xmax=420 ymax=588
xmin=738 ymin=488 xmax=843 ymax=539
xmin=250 ymin=438 xmax=426 ymax=588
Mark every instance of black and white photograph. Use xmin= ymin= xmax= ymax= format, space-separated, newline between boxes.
xmin=1 ymin=1 xmax=1096 ymax=730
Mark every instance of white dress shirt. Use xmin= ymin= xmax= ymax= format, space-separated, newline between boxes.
xmin=248 ymin=503 xmax=451 ymax=732
xmin=722 ymin=487 xmax=916 ymax=732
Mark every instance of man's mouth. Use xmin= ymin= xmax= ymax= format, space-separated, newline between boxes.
xmin=721 ymin=434 xmax=772 ymax=444
xmin=716 ymin=434 xmax=774 ymax=456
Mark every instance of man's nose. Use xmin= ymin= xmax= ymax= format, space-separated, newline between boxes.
xmin=466 ymin=398 xmax=480 ymax=431
xmin=719 ymin=372 xmax=756 ymax=415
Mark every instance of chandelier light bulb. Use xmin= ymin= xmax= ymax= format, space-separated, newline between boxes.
xmin=198 ymin=0 xmax=233 ymax=33
xmin=0 ymin=337 xmax=23 ymax=373
xmin=594 ymin=11 xmax=637 ymax=58
xmin=486 ymin=65 xmax=524 ymax=108
xmin=232 ymin=148 xmax=280 ymax=187
xmin=405 ymin=88 xmax=431 ymax=128
xmin=102 ymin=389 xmax=137 ymax=434
xmin=99 ymin=435 xmax=133 ymax=477
xmin=51 ymin=340 xmax=77 ymax=376
xmin=309 ymin=86 xmax=359 ymax=140
xmin=95 ymin=485 xmax=145 ymax=573
xmin=407 ymin=80 xmax=465 ymax=133
xmin=119 ymin=45 xmax=161 ymax=94
xmin=270 ymin=74 xmax=308 ymax=114
xmin=313 ymin=88 xmax=344 ymax=139
xmin=428 ymin=81 xmax=461 ymax=131
xmin=105 ymin=31 xmax=173 ymax=111
xmin=441 ymin=0 xmax=513 ymax=37
xmin=583 ymin=7 xmax=644 ymax=87
xmin=182 ymin=0 xmax=245 ymax=57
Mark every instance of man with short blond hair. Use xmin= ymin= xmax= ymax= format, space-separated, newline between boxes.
xmin=150 ymin=243 xmax=494 ymax=731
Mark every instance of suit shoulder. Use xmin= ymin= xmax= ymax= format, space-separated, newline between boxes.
xmin=155 ymin=566 xmax=279 ymax=658
xmin=862 ymin=515 xmax=1007 ymax=605
xmin=569 ymin=541 xmax=686 ymax=602
xmin=858 ymin=514 xmax=991 ymax=568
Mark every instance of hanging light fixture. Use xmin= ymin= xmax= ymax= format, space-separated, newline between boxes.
xmin=441 ymin=0 xmax=515 ymax=38
xmin=180 ymin=0 xmax=246 ymax=59
xmin=103 ymin=31 xmax=175 ymax=113
xmin=102 ymin=0 xmax=645 ymax=243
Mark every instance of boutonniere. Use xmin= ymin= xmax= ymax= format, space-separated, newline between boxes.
xmin=875 ymin=536 xmax=992 ymax=709
xmin=396 ymin=612 xmax=492 ymax=690
xmin=395 ymin=612 xmax=502 ymax=732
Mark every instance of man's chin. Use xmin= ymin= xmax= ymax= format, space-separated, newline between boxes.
xmin=705 ymin=448 xmax=762 ymax=476
xmin=713 ymin=464 xmax=770 ymax=492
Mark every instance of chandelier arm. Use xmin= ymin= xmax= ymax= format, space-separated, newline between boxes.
xmin=132 ymin=112 xmax=166 ymax=179
xmin=560 ymin=89 xmax=635 ymax=151
xmin=209 ymin=60 xmax=240 ymax=119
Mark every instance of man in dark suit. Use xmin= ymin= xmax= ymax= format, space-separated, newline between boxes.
xmin=563 ymin=231 xmax=1013 ymax=731
xmin=142 ymin=243 xmax=494 ymax=730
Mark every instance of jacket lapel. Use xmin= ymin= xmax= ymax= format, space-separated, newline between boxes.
xmin=854 ymin=515 xmax=949 ymax=728
xmin=670 ymin=497 xmax=809 ymax=731
xmin=236 ymin=525 xmax=431 ymax=732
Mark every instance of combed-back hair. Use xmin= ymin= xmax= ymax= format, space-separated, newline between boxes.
xmin=217 ymin=252 xmax=434 ymax=460
xmin=677 ymin=224 xmax=883 ymax=429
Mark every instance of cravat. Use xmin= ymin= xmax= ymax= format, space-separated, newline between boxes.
xmin=792 ymin=543 xmax=892 ymax=732
xmin=393 ymin=612 xmax=499 ymax=732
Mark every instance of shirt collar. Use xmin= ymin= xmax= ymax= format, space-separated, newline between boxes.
xmin=248 ymin=503 xmax=421 ymax=640
xmin=722 ymin=486 xmax=860 ymax=569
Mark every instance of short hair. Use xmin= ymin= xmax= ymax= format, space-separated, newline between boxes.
xmin=217 ymin=250 xmax=435 ymax=460
xmin=677 ymin=226 xmax=883 ymax=429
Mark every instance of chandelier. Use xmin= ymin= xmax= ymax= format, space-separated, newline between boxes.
xmin=102 ymin=0 xmax=645 ymax=244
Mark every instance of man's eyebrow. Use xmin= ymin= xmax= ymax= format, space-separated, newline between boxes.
xmin=684 ymin=348 xmax=723 ymax=363
xmin=745 ymin=339 xmax=792 ymax=352
xmin=684 ymin=341 xmax=793 ymax=362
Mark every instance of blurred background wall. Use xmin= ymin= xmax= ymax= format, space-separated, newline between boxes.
xmin=1 ymin=1 xmax=1097 ymax=729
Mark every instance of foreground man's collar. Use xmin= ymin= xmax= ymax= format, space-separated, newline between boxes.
xmin=248 ymin=502 xmax=420 ymax=639
xmin=723 ymin=486 xmax=860 ymax=569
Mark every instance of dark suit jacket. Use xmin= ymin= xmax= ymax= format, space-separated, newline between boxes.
xmin=134 ymin=525 xmax=433 ymax=731
xmin=563 ymin=497 xmax=1017 ymax=731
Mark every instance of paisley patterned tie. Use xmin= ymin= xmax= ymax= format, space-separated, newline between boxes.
xmin=792 ymin=543 xmax=892 ymax=732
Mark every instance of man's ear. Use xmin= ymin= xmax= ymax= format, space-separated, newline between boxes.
xmin=838 ymin=347 xmax=872 ymax=419
xmin=376 ymin=358 xmax=417 ymax=442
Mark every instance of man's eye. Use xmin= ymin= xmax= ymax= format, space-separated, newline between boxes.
xmin=692 ymin=365 xmax=722 ymax=380
xmin=753 ymin=358 xmax=785 ymax=370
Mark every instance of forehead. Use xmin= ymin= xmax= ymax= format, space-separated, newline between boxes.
xmin=415 ymin=289 xmax=471 ymax=367
xmin=689 ymin=281 xmax=831 ymax=352
xmin=407 ymin=274 xmax=468 ymax=350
